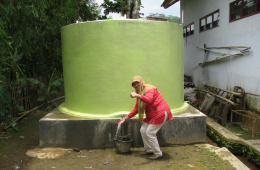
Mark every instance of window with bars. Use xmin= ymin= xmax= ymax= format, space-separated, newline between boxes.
xmin=183 ymin=23 xmax=194 ymax=37
xmin=200 ymin=10 xmax=219 ymax=32
xmin=230 ymin=0 xmax=260 ymax=22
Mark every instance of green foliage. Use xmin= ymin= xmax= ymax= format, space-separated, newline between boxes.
xmin=0 ymin=20 xmax=12 ymax=51
xmin=225 ymin=124 xmax=260 ymax=140
xmin=37 ymin=69 xmax=64 ymax=102
xmin=0 ymin=86 xmax=9 ymax=105
xmin=101 ymin=0 xmax=143 ymax=18
xmin=25 ymin=78 xmax=45 ymax=88
xmin=148 ymin=13 xmax=181 ymax=23
xmin=102 ymin=0 xmax=125 ymax=15
xmin=11 ymin=122 xmax=19 ymax=132
xmin=0 ymin=0 xmax=101 ymax=126
xmin=0 ymin=0 xmax=101 ymax=78
xmin=0 ymin=73 xmax=9 ymax=121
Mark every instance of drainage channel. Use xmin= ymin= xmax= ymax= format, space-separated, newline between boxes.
xmin=206 ymin=136 xmax=259 ymax=170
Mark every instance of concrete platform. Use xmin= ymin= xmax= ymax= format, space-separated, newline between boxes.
xmin=39 ymin=105 xmax=206 ymax=149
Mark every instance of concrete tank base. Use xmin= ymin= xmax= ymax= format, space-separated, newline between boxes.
xmin=39 ymin=105 xmax=206 ymax=149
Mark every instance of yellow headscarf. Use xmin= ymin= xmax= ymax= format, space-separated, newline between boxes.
xmin=131 ymin=76 xmax=157 ymax=123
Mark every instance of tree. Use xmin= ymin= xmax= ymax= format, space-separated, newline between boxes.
xmin=0 ymin=0 xmax=103 ymax=125
xmin=148 ymin=13 xmax=181 ymax=24
xmin=167 ymin=15 xmax=181 ymax=23
xmin=0 ymin=0 xmax=101 ymax=79
xmin=101 ymin=0 xmax=142 ymax=19
xmin=79 ymin=0 xmax=104 ymax=21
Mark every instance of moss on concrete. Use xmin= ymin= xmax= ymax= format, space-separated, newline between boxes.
xmin=207 ymin=127 xmax=260 ymax=167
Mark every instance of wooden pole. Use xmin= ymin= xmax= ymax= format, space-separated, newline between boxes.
xmin=4 ymin=96 xmax=64 ymax=130
xmin=203 ymin=46 xmax=251 ymax=49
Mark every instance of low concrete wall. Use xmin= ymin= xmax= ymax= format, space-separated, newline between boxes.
xmin=39 ymin=106 xmax=206 ymax=149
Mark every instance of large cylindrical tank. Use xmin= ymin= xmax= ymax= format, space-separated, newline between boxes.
xmin=59 ymin=20 xmax=188 ymax=118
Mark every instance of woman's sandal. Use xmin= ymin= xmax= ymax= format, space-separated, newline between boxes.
xmin=139 ymin=151 xmax=153 ymax=156
xmin=148 ymin=155 xmax=163 ymax=160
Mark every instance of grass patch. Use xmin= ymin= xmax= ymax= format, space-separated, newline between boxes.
xmin=224 ymin=124 xmax=260 ymax=140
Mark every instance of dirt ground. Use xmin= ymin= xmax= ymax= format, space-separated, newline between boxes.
xmin=0 ymin=105 xmax=246 ymax=170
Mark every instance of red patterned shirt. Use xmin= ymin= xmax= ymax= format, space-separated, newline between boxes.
xmin=128 ymin=89 xmax=173 ymax=125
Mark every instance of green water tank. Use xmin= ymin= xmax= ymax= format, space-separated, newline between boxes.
xmin=59 ymin=20 xmax=188 ymax=118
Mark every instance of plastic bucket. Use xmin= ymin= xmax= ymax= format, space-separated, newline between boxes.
xmin=116 ymin=140 xmax=132 ymax=153
xmin=115 ymin=136 xmax=132 ymax=153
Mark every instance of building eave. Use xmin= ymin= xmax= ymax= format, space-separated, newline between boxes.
xmin=161 ymin=0 xmax=180 ymax=9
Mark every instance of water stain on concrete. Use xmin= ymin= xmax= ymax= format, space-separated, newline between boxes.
xmin=26 ymin=148 xmax=67 ymax=159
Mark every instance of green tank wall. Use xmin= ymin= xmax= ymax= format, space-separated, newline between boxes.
xmin=59 ymin=20 xmax=188 ymax=118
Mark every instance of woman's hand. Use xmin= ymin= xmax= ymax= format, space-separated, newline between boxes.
xmin=130 ymin=89 xmax=141 ymax=98
xmin=118 ymin=117 xmax=126 ymax=126
xmin=118 ymin=116 xmax=129 ymax=126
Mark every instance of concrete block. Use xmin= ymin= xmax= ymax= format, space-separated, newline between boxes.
xmin=39 ymin=106 xmax=206 ymax=149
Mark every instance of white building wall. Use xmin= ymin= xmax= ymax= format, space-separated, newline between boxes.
xmin=181 ymin=0 xmax=260 ymax=101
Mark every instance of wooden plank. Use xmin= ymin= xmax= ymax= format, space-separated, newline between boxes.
xmin=4 ymin=96 xmax=65 ymax=130
xmin=197 ymin=46 xmax=250 ymax=66
xmin=203 ymin=46 xmax=251 ymax=49
xmin=196 ymin=47 xmax=226 ymax=55
xmin=199 ymin=52 xmax=243 ymax=66
xmin=199 ymin=89 xmax=238 ymax=106
xmin=204 ymin=84 xmax=241 ymax=96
